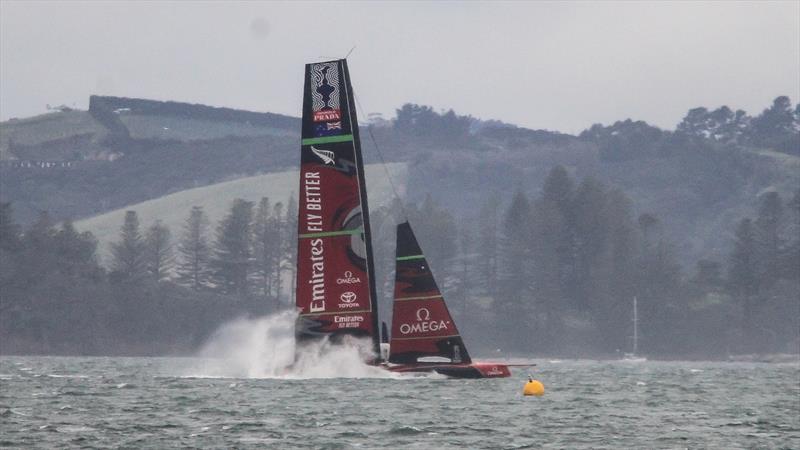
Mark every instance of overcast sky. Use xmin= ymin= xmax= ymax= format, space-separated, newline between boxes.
xmin=1 ymin=1 xmax=798 ymax=133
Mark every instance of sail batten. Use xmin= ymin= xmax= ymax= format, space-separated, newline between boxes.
xmin=295 ymin=59 xmax=380 ymax=356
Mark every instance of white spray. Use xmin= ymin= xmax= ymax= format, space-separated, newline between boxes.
xmin=192 ymin=310 xmax=396 ymax=379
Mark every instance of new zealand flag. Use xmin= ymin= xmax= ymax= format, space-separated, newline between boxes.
xmin=314 ymin=121 xmax=343 ymax=137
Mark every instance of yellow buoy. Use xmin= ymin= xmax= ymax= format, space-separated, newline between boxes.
xmin=523 ymin=379 xmax=545 ymax=396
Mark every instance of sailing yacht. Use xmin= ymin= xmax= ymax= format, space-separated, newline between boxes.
xmin=293 ymin=59 xmax=513 ymax=378
xmin=623 ymin=296 xmax=646 ymax=362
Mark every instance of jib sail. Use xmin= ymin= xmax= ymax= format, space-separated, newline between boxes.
xmin=295 ymin=60 xmax=380 ymax=356
xmin=388 ymin=222 xmax=471 ymax=365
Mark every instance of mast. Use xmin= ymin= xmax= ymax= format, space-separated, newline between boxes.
xmin=340 ymin=60 xmax=381 ymax=358
xmin=633 ymin=296 xmax=638 ymax=355
xmin=294 ymin=59 xmax=380 ymax=357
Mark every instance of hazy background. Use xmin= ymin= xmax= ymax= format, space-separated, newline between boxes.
xmin=1 ymin=1 xmax=798 ymax=133
xmin=1 ymin=1 xmax=798 ymax=360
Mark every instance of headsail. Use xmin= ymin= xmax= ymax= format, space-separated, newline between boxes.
xmin=388 ymin=222 xmax=471 ymax=365
xmin=295 ymin=60 xmax=380 ymax=356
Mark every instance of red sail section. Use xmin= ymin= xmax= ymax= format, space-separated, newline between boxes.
xmin=388 ymin=222 xmax=471 ymax=365
xmin=295 ymin=60 xmax=378 ymax=348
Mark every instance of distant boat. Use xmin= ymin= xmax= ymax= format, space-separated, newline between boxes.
xmin=623 ymin=296 xmax=646 ymax=362
xmin=292 ymin=59 xmax=514 ymax=378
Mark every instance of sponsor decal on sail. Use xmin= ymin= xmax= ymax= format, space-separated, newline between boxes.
xmin=314 ymin=121 xmax=342 ymax=137
xmin=339 ymin=291 xmax=360 ymax=308
xmin=302 ymin=170 xmax=326 ymax=314
xmin=310 ymin=146 xmax=335 ymax=165
xmin=310 ymin=62 xmax=341 ymax=123
xmin=399 ymin=307 xmax=450 ymax=335
xmin=303 ymin=171 xmax=323 ymax=227
xmin=334 ymin=315 xmax=363 ymax=328
xmin=336 ymin=271 xmax=361 ymax=285
xmin=308 ymin=238 xmax=325 ymax=313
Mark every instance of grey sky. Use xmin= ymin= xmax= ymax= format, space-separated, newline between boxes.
xmin=1 ymin=1 xmax=798 ymax=134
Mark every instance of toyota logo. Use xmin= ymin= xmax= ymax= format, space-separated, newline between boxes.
xmin=340 ymin=291 xmax=357 ymax=303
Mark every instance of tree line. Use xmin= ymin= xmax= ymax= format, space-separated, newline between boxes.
xmin=388 ymin=167 xmax=800 ymax=358
xmin=108 ymin=197 xmax=298 ymax=303
xmin=1 ymin=169 xmax=797 ymax=358
xmin=0 ymin=198 xmax=295 ymax=355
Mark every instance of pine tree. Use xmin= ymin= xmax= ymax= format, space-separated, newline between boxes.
xmin=211 ymin=199 xmax=254 ymax=296
xmin=283 ymin=194 xmax=298 ymax=307
xmin=538 ymin=166 xmax=576 ymax=317
xmin=55 ymin=219 xmax=100 ymax=279
xmin=749 ymin=96 xmax=796 ymax=147
xmin=498 ymin=189 xmax=533 ymax=350
xmin=603 ymin=187 xmax=639 ymax=351
xmin=571 ymin=177 xmax=610 ymax=313
xmin=476 ymin=195 xmax=500 ymax=298
xmin=145 ymin=220 xmax=173 ymax=283
xmin=727 ymin=218 xmax=758 ymax=351
xmin=110 ymin=211 xmax=147 ymax=282
xmin=753 ymin=191 xmax=783 ymax=286
xmin=271 ymin=202 xmax=284 ymax=303
xmin=455 ymin=217 xmax=474 ymax=322
xmin=176 ymin=206 xmax=211 ymax=290
xmin=252 ymin=198 xmax=279 ymax=303
xmin=529 ymin=195 xmax=564 ymax=349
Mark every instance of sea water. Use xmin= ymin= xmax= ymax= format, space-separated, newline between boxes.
xmin=1 ymin=357 xmax=798 ymax=448
xmin=1 ymin=314 xmax=798 ymax=448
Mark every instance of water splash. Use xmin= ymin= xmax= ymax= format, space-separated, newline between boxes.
xmin=193 ymin=310 xmax=394 ymax=379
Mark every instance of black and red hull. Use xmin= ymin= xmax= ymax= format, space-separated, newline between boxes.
xmin=384 ymin=362 xmax=512 ymax=378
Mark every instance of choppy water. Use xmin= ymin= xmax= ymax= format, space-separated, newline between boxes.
xmin=1 ymin=356 xmax=798 ymax=449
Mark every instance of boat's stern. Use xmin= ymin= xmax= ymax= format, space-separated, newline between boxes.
xmin=431 ymin=362 xmax=512 ymax=378
xmin=471 ymin=363 xmax=512 ymax=378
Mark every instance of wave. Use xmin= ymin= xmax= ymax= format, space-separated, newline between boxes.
xmin=191 ymin=310 xmax=396 ymax=379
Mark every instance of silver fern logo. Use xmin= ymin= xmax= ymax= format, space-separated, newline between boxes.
xmin=311 ymin=146 xmax=335 ymax=165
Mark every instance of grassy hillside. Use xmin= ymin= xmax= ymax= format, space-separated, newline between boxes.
xmin=118 ymin=113 xmax=294 ymax=141
xmin=0 ymin=96 xmax=299 ymax=162
xmin=3 ymin=96 xmax=798 ymax=269
xmin=0 ymin=110 xmax=108 ymax=159
xmin=75 ymin=163 xmax=407 ymax=264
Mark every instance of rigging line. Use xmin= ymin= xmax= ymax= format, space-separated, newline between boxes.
xmin=321 ymin=46 xmax=356 ymax=61
xmin=353 ymin=91 xmax=410 ymax=223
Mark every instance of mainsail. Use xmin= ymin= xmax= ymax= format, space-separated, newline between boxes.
xmin=295 ymin=60 xmax=380 ymax=356
xmin=388 ymin=222 xmax=471 ymax=365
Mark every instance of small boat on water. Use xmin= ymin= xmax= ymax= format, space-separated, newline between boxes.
xmin=622 ymin=296 xmax=646 ymax=362
xmin=293 ymin=59 xmax=512 ymax=378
